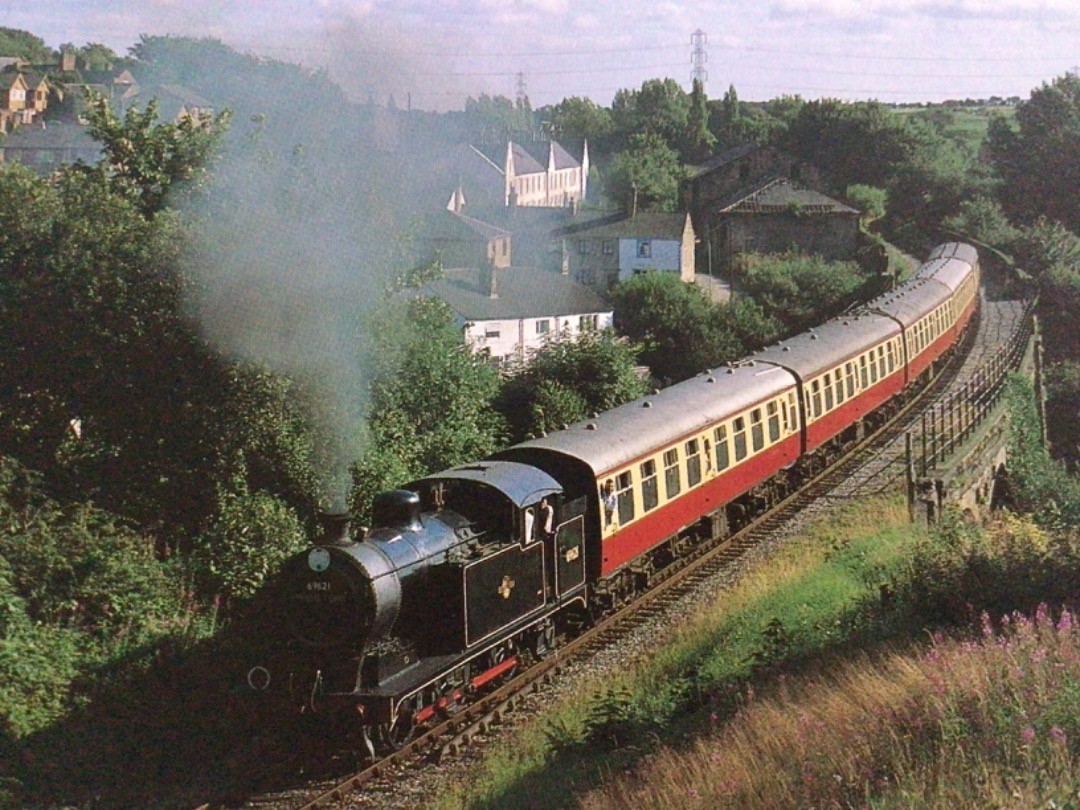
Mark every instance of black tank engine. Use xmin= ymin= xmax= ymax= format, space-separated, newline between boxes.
xmin=259 ymin=460 xmax=587 ymax=739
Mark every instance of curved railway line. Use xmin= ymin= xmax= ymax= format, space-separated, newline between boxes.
xmin=196 ymin=286 xmax=1034 ymax=810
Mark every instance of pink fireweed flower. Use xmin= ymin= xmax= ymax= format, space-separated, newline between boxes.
xmin=1050 ymin=726 xmax=1067 ymax=744
xmin=1021 ymin=726 xmax=1036 ymax=744
xmin=1058 ymin=608 xmax=1073 ymax=633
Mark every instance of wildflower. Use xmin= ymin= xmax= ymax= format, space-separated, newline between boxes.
xmin=1021 ymin=726 xmax=1036 ymax=744
xmin=687 ymin=789 xmax=700 ymax=799
xmin=1036 ymin=603 xmax=1050 ymax=627
xmin=981 ymin=611 xmax=994 ymax=637
xmin=1050 ymin=726 xmax=1067 ymax=744
xmin=1058 ymin=608 xmax=1073 ymax=633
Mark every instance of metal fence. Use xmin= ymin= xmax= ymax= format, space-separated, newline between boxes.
xmin=912 ymin=301 xmax=1036 ymax=479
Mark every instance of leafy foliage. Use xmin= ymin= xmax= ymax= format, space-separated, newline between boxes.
xmin=365 ymin=297 xmax=507 ymax=480
xmin=496 ymin=330 xmax=646 ymax=441
xmin=611 ymin=273 xmax=747 ymax=383
xmin=988 ymin=74 xmax=1080 ymax=231
xmin=195 ymin=481 xmax=306 ymax=600
xmin=737 ymin=252 xmax=869 ymax=335
xmin=0 ymin=28 xmax=53 ymax=62
xmin=604 ymin=132 xmax=687 ymax=212
xmin=83 ymin=91 xmax=233 ymax=216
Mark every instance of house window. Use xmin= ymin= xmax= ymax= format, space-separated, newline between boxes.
xmin=485 ymin=325 xmax=501 ymax=339
xmin=641 ymin=459 xmax=658 ymax=512
xmin=579 ymin=314 xmax=598 ymax=331
xmin=602 ymin=239 xmax=614 ymax=256
xmin=536 ymin=319 xmax=551 ymax=335
xmin=663 ymin=449 xmax=681 ymax=498
xmin=578 ymin=239 xmax=588 ymax=255
xmin=637 ymin=239 xmax=652 ymax=259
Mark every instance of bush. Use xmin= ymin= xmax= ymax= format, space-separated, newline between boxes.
xmin=195 ymin=485 xmax=306 ymax=601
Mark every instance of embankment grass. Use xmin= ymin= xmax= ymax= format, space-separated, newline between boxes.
xmin=581 ymin=605 xmax=1080 ymax=810
xmin=434 ymin=496 xmax=928 ymax=810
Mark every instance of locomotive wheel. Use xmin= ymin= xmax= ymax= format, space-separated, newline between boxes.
xmin=376 ymin=712 xmax=415 ymax=752
xmin=532 ymin=622 xmax=556 ymax=659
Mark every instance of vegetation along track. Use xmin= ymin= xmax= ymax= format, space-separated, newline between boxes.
xmin=203 ymin=290 xmax=1032 ymax=810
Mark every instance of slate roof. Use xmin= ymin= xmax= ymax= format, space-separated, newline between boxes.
xmin=687 ymin=142 xmax=758 ymax=178
xmin=416 ymin=267 xmax=611 ymax=321
xmin=0 ymin=121 xmax=99 ymax=152
xmin=552 ymin=211 xmax=689 ymax=240
xmin=716 ymin=177 xmax=857 ymax=216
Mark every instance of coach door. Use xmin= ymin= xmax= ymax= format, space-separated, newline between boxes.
xmin=554 ymin=514 xmax=586 ymax=597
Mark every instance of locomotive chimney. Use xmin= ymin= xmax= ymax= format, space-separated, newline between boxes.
xmin=319 ymin=511 xmax=353 ymax=545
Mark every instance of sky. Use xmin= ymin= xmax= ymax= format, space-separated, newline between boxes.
xmin=5 ymin=0 xmax=1078 ymax=110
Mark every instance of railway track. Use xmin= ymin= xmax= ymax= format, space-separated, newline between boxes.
xmin=201 ymin=291 xmax=1031 ymax=810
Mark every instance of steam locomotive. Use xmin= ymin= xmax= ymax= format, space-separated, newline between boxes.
xmin=247 ymin=243 xmax=980 ymax=750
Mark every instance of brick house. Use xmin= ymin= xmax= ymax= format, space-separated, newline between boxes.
xmin=709 ymin=177 xmax=859 ymax=268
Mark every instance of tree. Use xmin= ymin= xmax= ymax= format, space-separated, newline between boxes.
xmin=610 ymin=78 xmax=690 ymax=152
xmin=611 ymin=273 xmax=745 ymax=383
xmin=684 ymin=79 xmax=717 ymax=163
xmin=0 ymin=28 xmax=53 ymax=63
xmin=83 ymin=92 xmax=233 ymax=216
xmin=605 ymin=132 xmax=686 ymax=212
xmin=738 ymin=253 xmax=869 ymax=334
xmin=546 ymin=96 xmax=613 ymax=144
xmin=988 ymin=74 xmax=1080 ymax=231
xmin=496 ymin=330 xmax=647 ymax=441
xmin=463 ymin=93 xmax=534 ymax=139
xmin=364 ymin=297 xmax=507 ymax=481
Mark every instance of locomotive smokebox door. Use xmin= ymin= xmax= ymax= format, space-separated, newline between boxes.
xmin=463 ymin=542 xmax=545 ymax=645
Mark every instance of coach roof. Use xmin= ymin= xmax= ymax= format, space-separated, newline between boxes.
xmin=748 ymin=311 xmax=900 ymax=381
xmin=497 ymin=362 xmax=797 ymax=477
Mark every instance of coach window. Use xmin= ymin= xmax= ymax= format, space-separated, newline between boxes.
xmin=713 ymin=426 xmax=730 ymax=471
xmin=833 ymin=368 xmax=845 ymax=404
xmin=845 ymin=362 xmax=856 ymax=397
xmin=860 ymin=355 xmax=869 ymax=388
xmin=664 ymin=448 xmax=681 ymax=498
xmin=869 ymin=350 xmax=879 ymax=383
xmin=767 ymin=402 xmax=781 ymax=442
xmin=887 ymin=341 xmax=897 ymax=373
xmin=811 ymin=379 xmax=823 ymax=418
xmin=641 ymin=459 xmax=659 ymax=512
xmin=823 ymin=373 xmax=835 ymax=411
xmin=615 ymin=470 xmax=635 ymax=524
xmin=685 ymin=439 xmax=703 ymax=487
xmin=750 ymin=408 xmax=765 ymax=452
xmin=733 ymin=417 xmax=748 ymax=462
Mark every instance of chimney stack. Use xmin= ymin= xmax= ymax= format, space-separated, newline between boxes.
xmin=627 ymin=183 xmax=638 ymax=219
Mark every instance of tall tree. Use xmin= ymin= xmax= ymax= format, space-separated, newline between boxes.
xmin=82 ymin=92 xmax=232 ymax=216
xmin=987 ymin=73 xmax=1080 ymax=232
xmin=685 ymin=78 xmax=717 ymax=163
xmin=604 ymin=132 xmax=687 ymax=212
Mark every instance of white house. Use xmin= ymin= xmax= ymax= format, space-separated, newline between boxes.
xmin=414 ymin=266 xmax=613 ymax=369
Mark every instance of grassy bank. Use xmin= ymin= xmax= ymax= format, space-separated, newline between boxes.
xmin=434 ymin=490 xmax=1080 ymax=810
xmin=435 ymin=496 xmax=927 ymax=810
